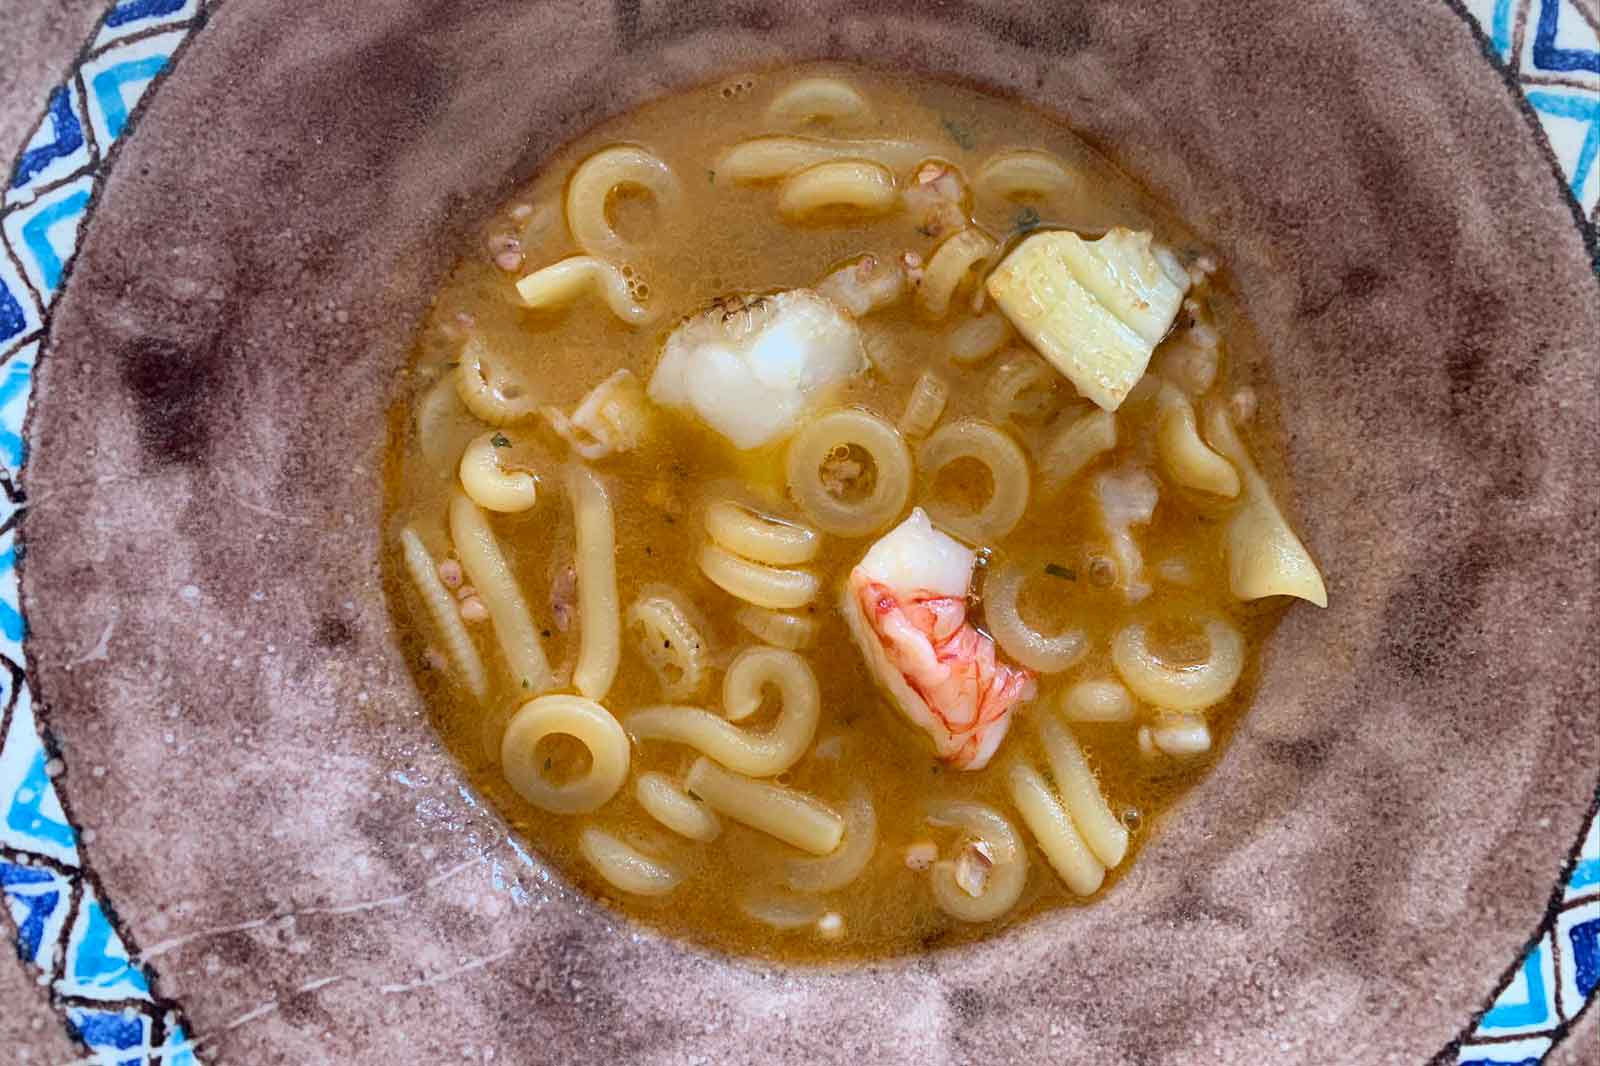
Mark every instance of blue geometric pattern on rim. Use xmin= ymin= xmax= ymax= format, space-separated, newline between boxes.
xmin=0 ymin=1 xmax=1594 ymax=1063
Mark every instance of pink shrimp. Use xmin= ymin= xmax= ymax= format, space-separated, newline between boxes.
xmin=842 ymin=509 xmax=1035 ymax=770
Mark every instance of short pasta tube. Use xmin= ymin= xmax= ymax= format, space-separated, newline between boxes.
xmin=946 ymin=311 xmax=1011 ymax=366
xmin=458 ymin=430 xmax=537 ymax=513
xmin=1038 ymin=715 xmax=1128 ymax=868
xmin=898 ymin=369 xmax=949 ymax=440
xmin=565 ymin=144 xmax=681 ymax=258
xmin=974 ymin=149 xmax=1074 ymax=205
xmin=918 ymin=227 xmax=997 ymax=319
xmin=735 ymin=605 xmax=818 ymax=650
xmin=786 ymin=407 xmax=913 ymax=537
xmin=1110 ymin=616 xmax=1245 ymax=711
xmin=698 ymin=543 xmax=819 ymax=609
xmin=1038 ymin=406 xmax=1117 ymax=494
xmin=705 ymin=500 xmax=820 ymax=566
xmin=635 ymin=771 xmax=721 ymax=842
xmin=778 ymin=159 xmax=898 ymax=219
xmin=578 ymin=826 xmax=681 ymax=896
xmin=1156 ymin=383 xmax=1239 ymax=497
xmin=715 ymin=135 xmax=928 ymax=183
xmin=515 ymin=256 xmax=655 ymax=326
xmin=784 ymin=783 xmax=877 ymax=893
xmin=501 ymin=694 xmax=629 ymax=814
xmin=685 ymin=756 xmax=844 ymax=856
xmin=766 ymin=77 xmax=871 ymax=126
xmin=1008 ymin=762 xmax=1104 ymax=896
xmin=1059 ymin=679 xmax=1135 ymax=723
xmin=926 ymin=800 xmax=1029 ymax=923
xmin=448 ymin=493 xmax=552 ymax=692
xmin=625 ymin=645 xmax=820 ymax=777
xmin=918 ymin=418 xmax=1031 ymax=542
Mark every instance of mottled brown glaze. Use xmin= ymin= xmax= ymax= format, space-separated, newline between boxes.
xmin=12 ymin=1 xmax=1600 ymax=1063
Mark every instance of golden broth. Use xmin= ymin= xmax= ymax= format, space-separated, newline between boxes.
xmin=382 ymin=63 xmax=1310 ymax=959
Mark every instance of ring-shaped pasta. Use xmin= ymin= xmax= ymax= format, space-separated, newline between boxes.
xmin=458 ymin=431 xmax=537 ymax=513
xmin=974 ymin=149 xmax=1074 ymax=205
xmin=565 ymin=145 xmax=681 ymax=258
xmin=454 ymin=336 xmax=538 ymax=426
xmin=946 ymin=311 xmax=1011 ymax=366
xmin=515 ymin=256 xmax=655 ymax=326
xmin=1039 ymin=715 xmax=1128 ymax=868
xmin=918 ymin=227 xmax=997 ymax=319
xmin=697 ymin=544 xmax=819 ymax=609
xmin=501 ymin=694 xmax=629 ymax=814
xmin=735 ymin=605 xmax=818 ymax=650
xmin=1156 ymin=383 xmax=1239 ymax=497
xmin=684 ymin=756 xmax=844 ymax=855
xmin=918 ymin=418 xmax=1031 ymax=542
xmin=981 ymin=561 xmax=1086 ymax=673
xmin=784 ymin=783 xmax=877 ymax=893
xmin=927 ymin=800 xmax=1029 ymax=922
xmin=984 ymin=351 xmax=1063 ymax=426
xmin=1008 ymin=762 xmax=1104 ymax=896
xmin=1059 ymin=679 xmax=1135 ymax=723
xmin=778 ymin=159 xmax=897 ymax=219
xmin=399 ymin=527 xmax=488 ymax=701
xmin=705 ymin=500 xmax=820 ymax=565
xmin=627 ymin=592 xmax=708 ymax=700
xmin=898 ymin=369 xmax=949 ymax=440
xmin=625 ymin=645 xmax=820 ymax=777
xmin=635 ymin=771 xmax=721 ymax=842
xmin=578 ymin=826 xmax=681 ymax=896
xmin=786 ymin=408 xmax=913 ymax=537
xmin=1110 ymin=616 xmax=1245 ymax=711
xmin=766 ymin=77 xmax=871 ymax=125
xmin=715 ymin=135 xmax=929 ymax=183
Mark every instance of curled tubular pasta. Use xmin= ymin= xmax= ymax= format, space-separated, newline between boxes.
xmin=1110 ymin=617 xmax=1245 ymax=711
xmin=1039 ymin=407 xmax=1117 ymax=494
xmin=569 ymin=465 xmax=620 ymax=700
xmin=501 ymin=694 xmax=628 ymax=813
xmin=735 ymin=605 xmax=818 ymax=650
xmin=1204 ymin=404 xmax=1328 ymax=607
xmin=974 ymin=149 xmax=1074 ymax=204
xmin=705 ymin=500 xmax=820 ymax=565
xmin=400 ymin=528 xmax=487 ymax=700
xmin=981 ymin=561 xmax=1085 ymax=673
xmin=455 ymin=336 xmax=537 ymax=426
xmin=1060 ymin=679 xmax=1135 ymax=723
xmin=898 ymin=369 xmax=949 ymax=439
xmin=565 ymin=144 xmax=681 ymax=257
xmin=449 ymin=494 xmax=552 ymax=692
xmin=625 ymin=646 xmax=820 ymax=776
xmin=766 ymin=77 xmax=871 ymax=125
xmin=984 ymin=351 xmax=1062 ymax=425
xmin=635 ymin=771 xmax=721 ymax=842
xmin=1039 ymin=715 xmax=1128 ymax=867
xmin=716 ymin=136 xmax=929 ymax=183
xmin=927 ymin=800 xmax=1029 ymax=923
xmin=784 ymin=783 xmax=877 ymax=892
xmin=1156 ymin=383 xmax=1239 ymax=497
xmin=458 ymin=431 xmax=537 ymax=513
xmin=1008 ymin=762 xmax=1104 ymax=896
xmin=918 ymin=228 xmax=997 ymax=319
xmin=918 ymin=418 xmax=1031 ymax=542
xmin=786 ymin=408 xmax=913 ymax=537
xmin=578 ymin=826 xmax=681 ymax=896
xmin=627 ymin=592 xmax=708 ymax=700
xmin=778 ymin=160 xmax=897 ymax=219
xmin=684 ymin=756 xmax=844 ymax=855
xmin=947 ymin=311 xmax=1011 ymax=365
xmin=698 ymin=544 xmax=819 ymax=609
xmin=516 ymin=256 xmax=654 ymax=325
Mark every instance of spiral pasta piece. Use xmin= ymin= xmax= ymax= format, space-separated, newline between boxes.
xmin=625 ymin=646 xmax=820 ymax=777
xmin=501 ymin=695 xmax=629 ymax=814
xmin=569 ymin=465 xmax=620 ymax=701
xmin=684 ymin=757 xmax=844 ymax=855
xmin=716 ymin=135 xmax=928 ymax=183
xmin=627 ymin=592 xmax=708 ymax=700
xmin=1156 ymin=383 xmax=1239 ymax=497
xmin=565 ymin=144 xmax=681 ymax=257
xmin=399 ymin=527 xmax=488 ymax=701
xmin=515 ymin=256 xmax=655 ymax=325
xmin=455 ymin=335 xmax=537 ymax=426
xmin=898 ymin=369 xmax=949 ymax=440
xmin=448 ymin=493 xmax=552 ymax=692
xmin=778 ymin=160 xmax=897 ymax=219
xmin=1110 ymin=617 xmax=1245 ymax=711
xmin=784 ymin=783 xmax=877 ymax=893
xmin=735 ymin=605 xmax=818 ymax=650
xmin=918 ymin=418 xmax=1031 ymax=542
xmin=635 ymin=771 xmax=721 ymax=842
xmin=1008 ymin=762 xmax=1104 ymax=896
xmin=578 ymin=826 xmax=681 ymax=896
xmin=698 ymin=544 xmax=819 ymax=609
xmin=980 ymin=561 xmax=1086 ymax=673
xmin=705 ymin=500 xmax=820 ymax=565
xmin=766 ymin=77 xmax=871 ymax=125
xmin=918 ymin=227 xmax=997 ymax=318
xmin=974 ymin=149 xmax=1074 ymax=204
xmin=1039 ymin=715 xmax=1128 ymax=867
xmin=458 ymin=431 xmax=537 ymax=513
xmin=786 ymin=408 xmax=913 ymax=537
xmin=1059 ymin=679 xmax=1135 ymax=723
xmin=926 ymin=800 xmax=1029 ymax=922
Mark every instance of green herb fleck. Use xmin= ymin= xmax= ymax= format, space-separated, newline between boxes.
xmin=490 ymin=433 xmax=512 ymax=448
xmin=708 ymin=169 xmax=716 ymax=184
xmin=1012 ymin=205 xmax=1042 ymax=234
xmin=522 ymin=679 xmax=530 ymax=689
xmin=540 ymin=629 xmax=552 ymax=638
xmin=1044 ymin=562 xmax=1078 ymax=581
xmin=445 ymin=361 xmax=459 ymax=369
xmin=940 ymin=116 xmax=976 ymax=151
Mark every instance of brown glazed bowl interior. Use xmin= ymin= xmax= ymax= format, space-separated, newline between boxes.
xmin=19 ymin=1 xmax=1599 ymax=1063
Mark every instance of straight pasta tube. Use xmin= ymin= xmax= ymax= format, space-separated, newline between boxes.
xmin=569 ymin=465 xmax=620 ymax=700
xmin=1009 ymin=762 xmax=1105 ymax=896
xmin=448 ymin=493 xmax=552 ymax=693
